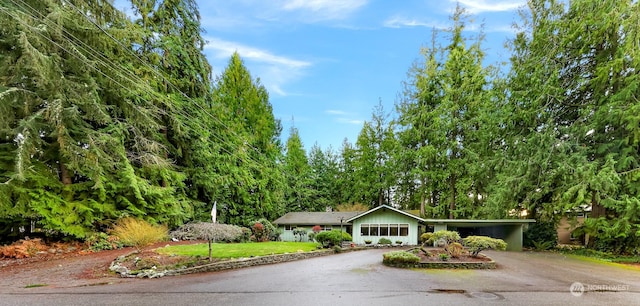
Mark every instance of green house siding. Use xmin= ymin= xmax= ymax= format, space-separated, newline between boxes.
xmin=279 ymin=226 xmax=312 ymax=242
xmin=351 ymin=209 xmax=420 ymax=245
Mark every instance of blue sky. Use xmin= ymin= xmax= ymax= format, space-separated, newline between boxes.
xmin=121 ymin=0 xmax=526 ymax=152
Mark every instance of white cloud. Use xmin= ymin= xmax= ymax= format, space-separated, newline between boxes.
xmin=326 ymin=110 xmax=347 ymax=115
xmin=205 ymin=37 xmax=310 ymax=68
xmin=453 ymin=0 xmax=525 ymax=14
xmin=281 ymin=0 xmax=368 ymax=20
xmin=205 ymin=37 xmax=311 ymax=96
xmin=337 ymin=118 xmax=364 ymax=125
xmin=325 ymin=109 xmax=363 ymax=125
xmin=383 ymin=16 xmax=448 ymax=29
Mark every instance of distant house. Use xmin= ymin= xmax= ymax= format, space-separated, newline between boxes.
xmin=557 ymin=206 xmax=591 ymax=244
xmin=273 ymin=205 xmax=535 ymax=250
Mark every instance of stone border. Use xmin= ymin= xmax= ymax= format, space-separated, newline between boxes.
xmin=110 ymin=246 xmax=367 ymax=278
xmin=384 ymin=258 xmax=496 ymax=269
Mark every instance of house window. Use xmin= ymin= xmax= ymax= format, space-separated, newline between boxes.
xmin=379 ymin=224 xmax=389 ymax=236
xmin=389 ymin=224 xmax=399 ymax=236
xmin=360 ymin=223 xmax=409 ymax=236
xmin=361 ymin=224 xmax=370 ymax=236
xmin=399 ymin=224 xmax=409 ymax=236
xmin=370 ymin=224 xmax=379 ymax=236
xmin=284 ymin=225 xmax=295 ymax=231
xmin=323 ymin=226 xmax=332 ymax=231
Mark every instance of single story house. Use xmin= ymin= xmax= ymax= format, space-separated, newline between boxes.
xmin=273 ymin=205 xmax=535 ymax=251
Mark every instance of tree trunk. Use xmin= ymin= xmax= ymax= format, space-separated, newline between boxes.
xmin=59 ymin=163 xmax=72 ymax=185
xmin=590 ymin=191 xmax=605 ymax=218
xmin=449 ymin=175 xmax=456 ymax=219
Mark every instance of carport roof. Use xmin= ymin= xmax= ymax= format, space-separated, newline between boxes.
xmin=272 ymin=211 xmax=362 ymax=225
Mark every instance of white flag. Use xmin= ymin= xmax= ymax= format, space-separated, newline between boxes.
xmin=211 ymin=201 xmax=217 ymax=223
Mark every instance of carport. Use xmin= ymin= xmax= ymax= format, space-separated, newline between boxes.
xmin=423 ymin=219 xmax=536 ymax=251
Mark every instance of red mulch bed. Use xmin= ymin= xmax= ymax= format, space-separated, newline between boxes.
xmin=0 ymin=239 xmax=204 ymax=289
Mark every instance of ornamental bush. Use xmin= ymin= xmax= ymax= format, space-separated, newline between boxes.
xmin=293 ymin=227 xmax=308 ymax=242
xmin=462 ymin=236 xmax=507 ymax=257
xmin=446 ymin=242 xmax=465 ymax=258
xmin=315 ymin=230 xmax=352 ymax=248
xmin=112 ymin=218 xmax=168 ymax=249
xmin=250 ymin=218 xmax=279 ymax=242
xmin=170 ymin=222 xmax=247 ymax=242
xmin=420 ymin=232 xmax=433 ymax=243
xmin=382 ymin=251 xmax=420 ymax=265
xmin=378 ymin=237 xmax=392 ymax=245
xmin=429 ymin=230 xmax=461 ymax=245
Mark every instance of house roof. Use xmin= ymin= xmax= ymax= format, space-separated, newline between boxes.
xmin=345 ymin=205 xmax=426 ymax=223
xmin=272 ymin=211 xmax=362 ymax=225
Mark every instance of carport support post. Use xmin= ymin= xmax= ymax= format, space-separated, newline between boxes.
xmin=504 ymin=225 xmax=524 ymax=251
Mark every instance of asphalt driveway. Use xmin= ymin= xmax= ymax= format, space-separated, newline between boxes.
xmin=1 ymin=248 xmax=638 ymax=305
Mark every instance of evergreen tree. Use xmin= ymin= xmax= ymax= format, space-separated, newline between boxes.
xmin=282 ymin=127 xmax=315 ymax=211
xmin=337 ymin=138 xmax=359 ymax=206
xmin=211 ymin=53 xmax=285 ymax=225
xmin=353 ymin=102 xmax=396 ymax=207
xmin=497 ymin=0 xmax=640 ymax=253
xmin=308 ymin=144 xmax=340 ymax=210
xmin=396 ymin=7 xmax=493 ymax=218
xmin=0 ymin=0 xmax=182 ymax=237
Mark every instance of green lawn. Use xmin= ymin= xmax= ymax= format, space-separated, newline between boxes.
xmin=157 ymin=242 xmax=320 ymax=259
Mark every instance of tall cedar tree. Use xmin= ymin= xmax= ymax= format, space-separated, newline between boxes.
xmin=353 ymin=102 xmax=396 ymax=207
xmin=283 ymin=126 xmax=315 ymax=211
xmin=308 ymin=144 xmax=341 ymax=211
xmin=129 ymin=0 xmax=216 ymax=223
xmin=0 ymin=0 xmax=179 ymax=238
xmin=211 ymin=53 xmax=285 ymax=225
xmin=497 ymin=0 xmax=640 ymax=253
xmin=396 ymin=7 xmax=493 ymax=218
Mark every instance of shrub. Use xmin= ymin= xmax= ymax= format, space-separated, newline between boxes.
xmin=293 ymin=227 xmax=307 ymax=242
xmin=250 ymin=218 xmax=279 ymax=242
xmin=439 ymin=253 xmax=450 ymax=261
xmin=382 ymin=251 xmax=420 ymax=265
xmin=395 ymin=240 xmax=403 ymax=245
xmin=420 ymin=232 xmax=433 ymax=243
xmin=523 ymin=221 xmax=557 ymax=249
xmin=312 ymin=225 xmax=322 ymax=233
xmin=85 ymin=232 xmax=124 ymax=251
xmin=532 ymin=240 xmax=555 ymax=251
xmin=170 ymin=222 xmax=247 ymax=243
xmin=378 ymin=237 xmax=392 ymax=245
xmin=252 ymin=222 xmax=267 ymax=242
xmin=364 ymin=240 xmax=372 ymax=244
xmin=429 ymin=230 xmax=461 ymax=246
xmin=315 ymin=230 xmax=351 ymax=248
xmin=463 ymin=236 xmax=507 ymax=257
xmin=112 ymin=218 xmax=168 ymax=249
xmin=446 ymin=242 xmax=464 ymax=258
